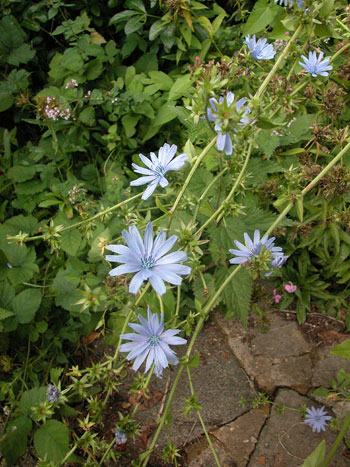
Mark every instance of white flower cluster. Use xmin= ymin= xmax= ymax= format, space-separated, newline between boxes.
xmin=65 ymin=79 xmax=78 ymax=89
xmin=44 ymin=96 xmax=74 ymax=121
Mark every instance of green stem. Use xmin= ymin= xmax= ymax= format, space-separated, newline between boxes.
xmin=254 ymin=24 xmax=303 ymax=101
xmin=175 ymin=285 xmax=181 ymax=319
xmin=290 ymin=80 xmax=308 ymax=97
xmin=321 ymin=414 xmax=350 ymax=467
xmin=302 ymin=140 xmax=350 ymax=195
xmin=286 ymin=38 xmax=308 ymax=81
xmin=330 ymin=43 xmax=350 ymax=63
xmin=23 ymin=193 xmax=143 ymax=242
xmin=186 ymin=367 xmax=221 ymax=467
xmin=157 ymin=293 xmax=164 ymax=316
xmin=195 ymin=141 xmax=252 ymax=236
xmin=193 ymin=167 xmax=229 ymax=223
xmin=167 ymin=138 xmax=217 ymax=229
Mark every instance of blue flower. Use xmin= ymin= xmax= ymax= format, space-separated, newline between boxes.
xmin=304 ymin=406 xmax=332 ymax=433
xmin=106 ymin=222 xmax=191 ymax=296
xmin=244 ymin=35 xmax=276 ymax=60
xmin=120 ymin=307 xmax=187 ymax=378
xmin=130 ymin=143 xmax=188 ymax=200
xmin=47 ymin=384 xmax=60 ymax=403
xmin=275 ymin=0 xmax=304 ymax=7
xmin=229 ymin=230 xmax=283 ymax=265
xmin=115 ymin=429 xmax=127 ymax=446
xmin=299 ymin=51 xmax=333 ymax=77
xmin=207 ymin=92 xmax=250 ymax=156
xmin=265 ymin=254 xmax=289 ymax=276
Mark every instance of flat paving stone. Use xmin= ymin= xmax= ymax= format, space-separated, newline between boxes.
xmin=214 ymin=313 xmax=313 ymax=394
xmin=128 ymin=318 xmax=257 ymax=449
xmin=186 ymin=407 xmax=269 ymax=467
xmin=248 ymin=388 xmax=349 ymax=467
xmin=312 ymin=345 xmax=350 ymax=387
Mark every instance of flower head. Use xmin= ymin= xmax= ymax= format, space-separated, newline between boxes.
xmin=120 ymin=307 xmax=187 ymax=378
xmin=130 ymin=143 xmax=187 ymax=200
xmin=207 ymin=92 xmax=250 ymax=155
xmin=229 ymin=230 xmax=283 ymax=265
xmin=47 ymin=384 xmax=60 ymax=403
xmin=114 ymin=429 xmax=127 ymax=446
xmin=285 ymin=281 xmax=297 ymax=293
xmin=304 ymin=406 xmax=332 ymax=433
xmin=244 ymin=35 xmax=276 ymax=60
xmin=273 ymin=289 xmax=282 ymax=303
xmin=106 ymin=222 xmax=191 ymax=296
xmin=299 ymin=52 xmax=332 ymax=77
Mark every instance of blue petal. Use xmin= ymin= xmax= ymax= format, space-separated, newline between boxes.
xmin=149 ymin=273 xmax=167 ymax=295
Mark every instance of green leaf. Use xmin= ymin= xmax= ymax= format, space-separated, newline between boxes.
xmin=168 ymin=75 xmax=192 ymax=101
xmin=331 ymin=339 xmax=350 ymax=359
xmin=13 ymin=288 xmax=41 ymax=324
xmin=86 ymin=58 xmax=103 ymax=80
xmin=152 ymin=103 xmax=177 ymax=127
xmin=7 ymin=43 xmax=35 ymax=67
xmin=53 ymin=269 xmax=80 ymax=294
xmin=243 ymin=0 xmax=279 ymax=35
xmin=60 ymin=230 xmax=82 ymax=256
xmin=7 ymin=165 xmax=36 ymax=182
xmin=0 ymin=308 xmax=15 ymax=320
xmin=0 ymin=282 xmax=15 ymax=309
xmin=125 ymin=14 xmax=146 ymax=35
xmin=109 ymin=10 xmax=138 ymax=26
xmin=0 ymin=416 xmax=32 ymax=467
xmin=62 ymin=48 xmax=84 ymax=72
xmin=19 ymin=387 xmax=47 ymax=416
xmin=187 ymin=353 xmax=200 ymax=368
xmin=216 ymin=267 xmax=252 ymax=325
xmin=34 ymin=420 xmax=70 ymax=464
xmin=302 ymin=440 xmax=326 ymax=467
xmin=126 ymin=0 xmax=146 ymax=12
xmin=79 ymin=107 xmax=96 ymax=126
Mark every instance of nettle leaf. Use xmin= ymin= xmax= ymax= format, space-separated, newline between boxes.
xmin=0 ymin=282 xmax=15 ymax=309
xmin=216 ymin=266 xmax=252 ymax=325
xmin=60 ymin=230 xmax=82 ymax=256
xmin=188 ymin=167 xmax=214 ymax=198
xmin=19 ymin=387 xmax=47 ymax=416
xmin=0 ymin=416 xmax=32 ymax=467
xmin=7 ymin=165 xmax=36 ymax=182
xmin=6 ymin=247 xmax=39 ymax=286
xmin=55 ymin=290 xmax=82 ymax=312
xmin=13 ymin=288 xmax=41 ymax=324
xmin=34 ymin=420 xmax=69 ymax=464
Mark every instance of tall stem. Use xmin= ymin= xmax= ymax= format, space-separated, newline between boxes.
xmin=167 ymin=138 xmax=217 ymax=229
xmin=254 ymin=24 xmax=303 ymax=101
xmin=321 ymin=414 xmax=350 ymax=467
xmin=195 ymin=141 xmax=252 ymax=236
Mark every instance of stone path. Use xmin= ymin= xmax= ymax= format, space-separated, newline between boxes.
xmin=121 ymin=312 xmax=350 ymax=466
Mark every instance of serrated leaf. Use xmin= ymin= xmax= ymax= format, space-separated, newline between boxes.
xmin=13 ymin=288 xmax=41 ymax=324
xmin=0 ymin=308 xmax=15 ymax=320
xmin=34 ymin=420 xmax=69 ymax=464
xmin=7 ymin=165 xmax=36 ymax=182
xmin=60 ymin=230 xmax=82 ymax=256
xmin=19 ymin=387 xmax=47 ymax=416
xmin=216 ymin=267 xmax=252 ymax=325
xmin=7 ymin=43 xmax=35 ymax=66
xmin=243 ymin=0 xmax=279 ymax=35
xmin=0 ymin=416 xmax=32 ymax=467
xmin=53 ymin=269 xmax=80 ymax=294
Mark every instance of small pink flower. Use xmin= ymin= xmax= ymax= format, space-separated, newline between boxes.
xmin=273 ymin=289 xmax=282 ymax=303
xmin=285 ymin=282 xmax=297 ymax=293
xmin=195 ymin=56 xmax=200 ymax=62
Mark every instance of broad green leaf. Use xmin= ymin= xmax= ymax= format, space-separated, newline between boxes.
xmin=7 ymin=43 xmax=35 ymax=67
xmin=302 ymin=440 xmax=326 ymax=467
xmin=7 ymin=165 xmax=36 ymax=182
xmin=86 ymin=58 xmax=103 ymax=80
xmin=62 ymin=48 xmax=84 ymax=72
xmin=0 ymin=308 xmax=15 ymax=320
xmin=13 ymin=288 xmax=41 ymax=324
xmin=19 ymin=387 xmax=47 ymax=416
xmin=60 ymin=230 xmax=82 ymax=256
xmin=125 ymin=14 xmax=146 ymax=35
xmin=79 ymin=107 xmax=96 ymax=126
xmin=34 ymin=420 xmax=69 ymax=464
xmin=53 ymin=269 xmax=80 ymax=294
xmin=216 ymin=267 xmax=252 ymax=325
xmin=0 ymin=282 xmax=15 ymax=309
xmin=151 ymin=103 xmax=177 ymax=127
xmin=331 ymin=339 xmax=350 ymax=359
xmin=109 ymin=10 xmax=138 ymax=26
xmin=168 ymin=75 xmax=192 ymax=101
xmin=243 ymin=0 xmax=279 ymax=35
xmin=0 ymin=416 xmax=32 ymax=467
